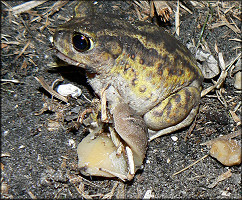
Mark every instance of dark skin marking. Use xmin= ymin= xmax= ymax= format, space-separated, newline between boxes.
xmin=153 ymin=110 xmax=164 ymax=118
xmin=131 ymin=78 xmax=137 ymax=86
xmin=139 ymin=59 xmax=144 ymax=65
xmin=165 ymin=101 xmax=172 ymax=117
xmin=174 ymin=94 xmax=181 ymax=104
xmin=157 ymin=65 xmax=163 ymax=76
xmin=184 ymin=88 xmax=192 ymax=111
xmin=168 ymin=68 xmax=177 ymax=76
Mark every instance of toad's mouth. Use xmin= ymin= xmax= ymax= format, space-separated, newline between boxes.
xmin=55 ymin=50 xmax=86 ymax=68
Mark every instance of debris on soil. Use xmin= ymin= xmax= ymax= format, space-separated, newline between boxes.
xmin=172 ymin=154 xmax=209 ymax=176
xmin=208 ymin=169 xmax=232 ymax=189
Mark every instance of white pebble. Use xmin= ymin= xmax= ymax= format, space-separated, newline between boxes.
xmin=143 ymin=189 xmax=154 ymax=199
xmin=49 ymin=36 xmax=53 ymax=43
xmin=57 ymin=84 xmax=82 ymax=98
xmin=171 ymin=136 xmax=178 ymax=141
xmin=67 ymin=139 xmax=76 ymax=149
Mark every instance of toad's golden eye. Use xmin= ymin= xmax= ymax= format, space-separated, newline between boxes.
xmin=72 ymin=33 xmax=92 ymax=52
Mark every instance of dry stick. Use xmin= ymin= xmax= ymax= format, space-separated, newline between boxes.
xmin=14 ymin=40 xmax=30 ymax=61
xmin=179 ymin=3 xmax=193 ymax=14
xmin=31 ymin=1 xmax=69 ymax=23
xmin=175 ymin=0 xmax=180 ymax=36
xmin=184 ymin=115 xmax=197 ymax=141
xmin=172 ymin=154 xmax=209 ymax=176
xmin=7 ymin=1 xmax=48 ymax=15
xmin=102 ymin=182 xmax=119 ymax=199
xmin=35 ymin=76 xmax=68 ymax=103
xmin=74 ymin=184 xmax=93 ymax=199
xmin=1 ymin=79 xmax=20 ymax=83
xmin=27 ymin=191 xmax=37 ymax=199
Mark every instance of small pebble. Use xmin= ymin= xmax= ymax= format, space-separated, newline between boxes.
xmin=68 ymin=139 xmax=76 ymax=148
xmin=19 ymin=145 xmax=25 ymax=149
xmin=171 ymin=136 xmax=178 ymax=141
xmin=57 ymin=84 xmax=82 ymax=98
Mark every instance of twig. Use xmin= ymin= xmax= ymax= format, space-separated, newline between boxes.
xmin=172 ymin=155 xmax=209 ymax=176
xmin=175 ymin=1 xmax=180 ymax=36
xmin=6 ymin=1 xmax=48 ymax=15
xmin=27 ymin=191 xmax=37 ymax=199
xmin=35 ymin=76 xmax=68 ymax=103
xmin=1 ymin=79 xmax=20 ymax=83
xmin=14 ymin=40 xmax=30 ymax=61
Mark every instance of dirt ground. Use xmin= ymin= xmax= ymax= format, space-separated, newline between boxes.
xmin=1 ymin=1 xmax=241 ymax=199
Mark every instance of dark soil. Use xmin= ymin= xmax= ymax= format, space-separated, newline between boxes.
xmin=1 ymin=1 xmax=241 ymax=199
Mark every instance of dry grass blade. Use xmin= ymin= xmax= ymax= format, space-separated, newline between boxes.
xmin=6 ymin=1 xmax=48 ymax=15
xmin=14 ymin=40 xmax=30 ymax=61
xmin=101 ymin=182 xmax=119 ymax=199
xmin=209 ymin=15 xmax=241 ymax=34
xmin=27 ymin=191 xmax=37 ymax=199
xmin=175 ymin=1 xmax=180 ymax=36
xmin=31 ymin=1 xmax=69 ymax=23
xmin=1 ymin=152 xmax=11 ymax=157
xmin=1 ymin=79 xmax=20 ymax=84
xmin=179 ymin=3 xmax=193 ymax=14
xmin=229 ymin=38 xmax=242 ymax=42
xmin=35 ymin=76 xmax=68 ymax=103
xmin=74 ymin=183 xmax=93 ymax=199
xmin=172 ymin=155 xmax=209 ymax=176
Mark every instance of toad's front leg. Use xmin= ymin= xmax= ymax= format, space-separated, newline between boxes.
xmin=144 ymin=86 xmax=201 ymax=141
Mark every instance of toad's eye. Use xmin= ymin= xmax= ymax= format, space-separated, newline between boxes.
xmin=72 ymin=33 xmax=93 ymax=52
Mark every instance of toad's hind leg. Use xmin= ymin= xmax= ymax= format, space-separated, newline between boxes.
xmin=143 ymin=87 xmax=201 ymax=141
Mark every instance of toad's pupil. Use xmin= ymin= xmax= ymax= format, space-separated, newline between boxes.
xmin=72 ymin=34 xmax=90 ymax=52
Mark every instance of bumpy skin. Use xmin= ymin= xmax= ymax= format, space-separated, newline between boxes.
xmin=53 ymin=3 xmax=203 ymax=140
